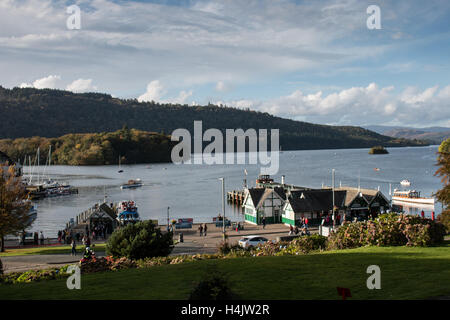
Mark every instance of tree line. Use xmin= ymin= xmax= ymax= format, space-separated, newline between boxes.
xmin=0 ymin=127 xmax=173 ymax=166
xmin=0 ymin=86 xmax=427 ymax=150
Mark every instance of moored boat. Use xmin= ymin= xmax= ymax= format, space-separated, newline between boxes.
xmin=116 ymin=200 xmax=140 ymax=225
xmin=392 ymin=189 xmax=435 ymax=205
xmin=120 ymin=179 xmax=143 ymax=189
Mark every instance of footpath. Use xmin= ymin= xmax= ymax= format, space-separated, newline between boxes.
xmin=1 ymin=223 xmax=316 ymax=273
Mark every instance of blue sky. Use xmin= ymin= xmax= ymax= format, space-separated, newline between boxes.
xmin=1 ymin=0 xmax=449 ymax=127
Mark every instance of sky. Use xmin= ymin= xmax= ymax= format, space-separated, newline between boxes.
xmin=0 ymin=0 xmax=449 ymax=127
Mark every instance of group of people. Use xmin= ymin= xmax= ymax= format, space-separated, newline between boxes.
xmin=288 ymin=217 xmax=310 ymax=236
xmin=19 ymin=231 xmax=45 ymax=246
xmin=198 ymin=223 xmax=208 ymax=236
xmin=91 ymin=223 xmax=108 ymax=240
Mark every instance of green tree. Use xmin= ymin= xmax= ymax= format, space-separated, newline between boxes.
xmin=106 ymin=220 xmax=173 ymax=260
xmin=435 ymin=138 xmax=450 ymax=209
xmin=436 ymin=138 xmax=450 ymax=232
xmin=0 ymin=166 xmax=32 ymax=252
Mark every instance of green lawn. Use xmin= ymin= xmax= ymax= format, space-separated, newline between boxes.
xmin=1 ymin=243 xmax=449 ymax=300
xmin=0 ymin=243 xmax=106 ymax=257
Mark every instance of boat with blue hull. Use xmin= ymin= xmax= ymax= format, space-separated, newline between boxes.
xmin=120 ymin=179 xmax=143 ymax=189
xmin=116 ymin=200 xmax=140 ymax=225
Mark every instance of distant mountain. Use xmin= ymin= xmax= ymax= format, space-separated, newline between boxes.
xmin=364 ymin=125 xmax=450 ymax=145
xmin=0 ymin=86 xmax=427 ymax=151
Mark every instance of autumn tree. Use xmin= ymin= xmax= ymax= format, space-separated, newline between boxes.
xmin=435 ymin=139 xmax=450 ymax=232
xmin=0 ymin=166 xmax=32 ymax=252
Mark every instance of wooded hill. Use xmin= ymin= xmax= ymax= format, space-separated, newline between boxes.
xmin=0 ymin=127 xmax=173 ymax=165
xmin=0 ymin=86 xmax=427 ymax=151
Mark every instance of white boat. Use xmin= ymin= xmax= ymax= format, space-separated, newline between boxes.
xmin=120 ymin=179 xmax=143 ymax=189
xmin=400 ymin=179 xmax=411 ymax=187
xmin=392 ymin=189 xmax=435 ymax=205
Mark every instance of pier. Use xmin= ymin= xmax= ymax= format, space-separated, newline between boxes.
xmin=66 ymin=202 xmax=118 ymax=234
xmin=227 ymin=190 xmax=245 ymax=205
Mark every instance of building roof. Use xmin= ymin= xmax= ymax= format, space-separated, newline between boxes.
xmin=334 ymin=186 xmax=388 ymax=207
xmin=246 ymin=188 xmax=266 ymax=208
xmin=246 ymin=187 xmax=285 ymax=209
xmin=287 ymin=189 xmax=347 ymax=213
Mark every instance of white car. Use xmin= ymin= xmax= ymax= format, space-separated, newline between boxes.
xmin=238 ymin=235 xmax=270 ymax=249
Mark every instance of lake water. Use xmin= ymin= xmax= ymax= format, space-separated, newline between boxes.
xmin=26 ymin=145 xmax=444 ymax=237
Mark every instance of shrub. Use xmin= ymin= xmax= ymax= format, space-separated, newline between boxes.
xmin=189 ymin=269 xmax=236 ymax=300
xmin=106 ymin=220 xmax=173 ymax=260
xmin=217 ymin=240 xmax=241 ymax=255
xmin=287 ymin=235 xmax=327 ymax=254
xmin=327 ymin=213 xmax=446 ymax=250
xmin=437 ymin=210 xmax=450 ymax=234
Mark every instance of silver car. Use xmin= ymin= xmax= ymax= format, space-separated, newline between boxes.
xmin=238 ymin=235 xmax=269 ymax=249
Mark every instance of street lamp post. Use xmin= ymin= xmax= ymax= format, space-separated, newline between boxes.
xmin=332 ymin=169 xmax=335 ymax=228
xmin=167 ymin=206 xmax=170 ymax=232
xmin=219 ymin=177 xmax=226 ymax=239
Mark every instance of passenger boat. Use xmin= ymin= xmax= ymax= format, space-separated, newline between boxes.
xmin=116 ymin=200 xmax=140 ymax=225
xmin=392 ymin=189 xmax=435 ymax=205
xmin=120 ymin=179 xmax=143 ymax=189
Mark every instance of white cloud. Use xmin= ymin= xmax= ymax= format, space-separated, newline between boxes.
xmin=0 ymin=0 xmax=403 ymax=95
xmin=66 ymin=79 xmax=97 ymax=93
xmin=20 ymin=75 xmax=62 ymax=89
xmin=215 ymin=81 xmax=230 ymax=92
xmin=137 ymin=80 xmax=165 ymax=102
xmin=166 ymin=90 xmax=193 ymax=104
xmin=138 ymin=80 xmax=193 ymax=104
xmin=218 ymin=83 xmax=450 ymax=127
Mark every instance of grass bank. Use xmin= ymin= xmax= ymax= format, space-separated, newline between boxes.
xmin=1 ymin=243 xmax=449 ymax=300
xmin=0 ymin=243 xmax=106 ymax=257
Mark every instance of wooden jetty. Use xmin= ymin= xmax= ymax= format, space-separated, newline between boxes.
xmin=65 ymin=202 xmax=118 ymax=233
xmin=227 ymin=190 xmax=245 ymax=205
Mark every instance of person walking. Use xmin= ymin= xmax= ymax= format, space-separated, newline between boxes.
xmin=71 ymin=239 xmax=77 ymax=256
xmin=39 ymin=231 xmax=44 ymax=245
xmin=85 ymin=236 xmax=91 ymax=248
xmin=203 ymin=224 xmax=207 ymax=237
xmin=262 ymin=217 xmax=266 ymax=229
xmin=289 ymin=224 xmax=294 ymax=235
xmin=421 ymin=210 xmax=425 ymax=219
xmin=305 ymin=217 xmax=309 ymax=228
xmin=198 ymin=224 xmax=203 ymax=237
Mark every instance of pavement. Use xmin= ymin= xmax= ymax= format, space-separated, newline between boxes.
xmin=1 ymin=222 xmax=315 ymax=274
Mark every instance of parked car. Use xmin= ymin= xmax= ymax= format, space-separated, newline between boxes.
xmin=238 ymin=235 xmax=270 ymax=249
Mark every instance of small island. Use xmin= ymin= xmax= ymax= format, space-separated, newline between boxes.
xmin=369 ymin=146 xmax=389 ymax=154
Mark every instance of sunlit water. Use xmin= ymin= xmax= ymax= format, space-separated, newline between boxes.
xmin=25 ymin=145 xmax=444 ymax=237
